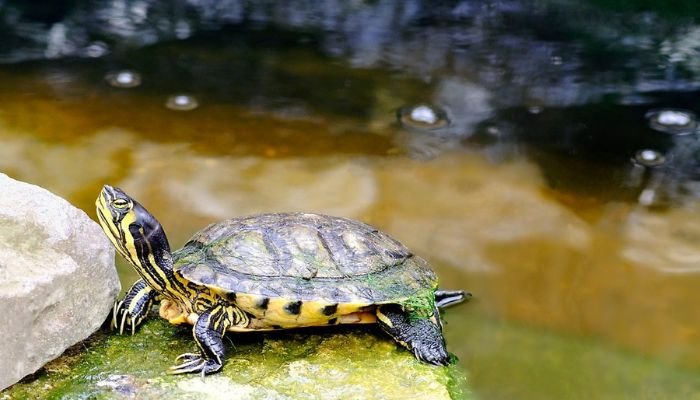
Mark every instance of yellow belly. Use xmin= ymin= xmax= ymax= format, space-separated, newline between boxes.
xmin=230 ymin=311 xmax=378 ymax=332
xmin=158 ymin=297 xmax=378 ymax=332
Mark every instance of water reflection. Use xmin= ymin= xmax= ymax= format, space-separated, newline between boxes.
xmin=623 ymin=206 xmax=700 ymax=273
xmin=1 ymin=1 xmax=700 ymax=102
xmin=4 ymin=2 xmax=700 ymax=200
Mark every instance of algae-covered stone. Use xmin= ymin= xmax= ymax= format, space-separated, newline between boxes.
xmin=3 ymin=319 xmax=468 ymax=399
xmin=0 ymin=173 xmax=120 ymax=390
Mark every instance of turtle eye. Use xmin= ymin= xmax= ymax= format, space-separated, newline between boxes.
xmin=112 ymin=198 xmax=130 ymax=209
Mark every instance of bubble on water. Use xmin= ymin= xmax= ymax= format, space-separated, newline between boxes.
xmin=657 ymin=111 xmax=691 ymax=125
xmin=646 ymin=108 xmax=697 ymax=135
xmin=397 ymin=104 xmax=450 ymax=131
xmin=632 ymin=149 xmax=666 ymax=167
xmin=175 ymin=21 xmax=192 ymax=40
xmin=105 ymin=70 xmax=141 ymax=88
xmin=411 ymin=106 xmax=438 ymax=124
xmin=486 ymin=125 xmax=501 ymax=136
xmin=550 ymin=56 xmax=563 ymax=65
xmin=84 ymin=41 xmax=109 ymax=58
xmin=165 ymin=94 xmax=199 ymax=111
xmin=528 ymin=106 xmax=543 ymax=114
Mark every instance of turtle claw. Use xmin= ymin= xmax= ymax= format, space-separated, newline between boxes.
xmin=111 ymin=300 xmax=123 ymax=330
xmin=110 ymin=280 xmax=157 ymax=335
xmin=175 ymin=353 xmax=201 ymax=363
xmin=119 ymin=308 xmax=128 ymax=335
xmin=169 ymin=353 xmax=222 ymax=376
xmin=111 ymin=300 xmax=144 ymax=336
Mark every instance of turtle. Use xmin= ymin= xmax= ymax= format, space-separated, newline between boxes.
xmin=95 ymin=185 xmax=468 ymax=375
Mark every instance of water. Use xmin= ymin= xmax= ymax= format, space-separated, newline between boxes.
xmin=3 ymin=1 xmax=700 ymax=398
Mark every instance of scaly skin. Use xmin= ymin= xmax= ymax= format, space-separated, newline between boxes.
xmin=376 ymin=304 xmax=450 ymax=366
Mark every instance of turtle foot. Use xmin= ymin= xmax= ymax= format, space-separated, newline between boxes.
xmin=111 ymin=280 xmax=156 ymax=335
xmin=111 ymin=300 xmax=144 ymax=336
xmin=412 ymin=340 xmax=451 ymax=366
xmin=169 ymin=353 xmax=223 ymax=376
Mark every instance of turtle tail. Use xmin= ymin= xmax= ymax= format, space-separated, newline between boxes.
xmin=435 ymin=289 xmax=471 ymax=309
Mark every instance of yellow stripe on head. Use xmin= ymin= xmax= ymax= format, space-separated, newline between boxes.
xmin=95 ymin=185 xmax=177 ymax=295
xmin=96 ymin=185 xmax=138 ymax=265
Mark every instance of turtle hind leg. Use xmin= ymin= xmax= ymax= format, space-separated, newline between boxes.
xmin=376 ymin=304 xmax=450 ymax=366
xmin=170 ymin=306 xmax=227 ymax=375
xmin=435 ymin=289 xmax=471 ymax=309
xmin=170 ymin=304 xmax=248 ymax=376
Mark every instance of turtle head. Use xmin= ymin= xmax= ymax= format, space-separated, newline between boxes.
xmin=96 ymin=185 xmax=172 ymax=292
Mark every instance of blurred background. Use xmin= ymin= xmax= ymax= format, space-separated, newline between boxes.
xmin=2 ymin=1 xmax=700 ymax=398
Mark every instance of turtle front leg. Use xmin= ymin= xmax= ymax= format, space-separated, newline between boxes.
xmin=376 ymin=304 xmax=450 ymax=366
xmin=112 ymin=279 xmax=157 ymax=335
xmin=169 ymin=304 xmax=247 ymax=376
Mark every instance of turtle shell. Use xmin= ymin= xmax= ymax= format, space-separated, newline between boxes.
xmin=172 ymin=213 xmax=437 ymax=304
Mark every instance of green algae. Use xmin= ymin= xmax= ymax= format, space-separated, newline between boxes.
xmin=3 ymin=318 xmax=468 ymax=399
xmin=399 ymin=289 xmax=439 ymax=320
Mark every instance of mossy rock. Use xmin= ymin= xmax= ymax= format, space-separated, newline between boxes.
xmin=4 ymin=319 xmax=468 ymax=399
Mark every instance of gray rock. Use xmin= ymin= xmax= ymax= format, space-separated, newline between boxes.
xmin=0 ymin=173 xmax=120 ymax=390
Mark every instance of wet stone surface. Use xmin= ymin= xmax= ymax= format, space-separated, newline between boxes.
xmin=3 ymin=319 xmax=468 ymax=399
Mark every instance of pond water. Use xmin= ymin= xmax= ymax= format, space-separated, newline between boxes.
xmin=3 ymin=1 xmax=700 ymax=398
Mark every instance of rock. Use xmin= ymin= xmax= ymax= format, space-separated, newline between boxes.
xmin=3 ymin=319 xmax=468 ymax=399
xmin=0 ymin=173 xmax=120 ymax=390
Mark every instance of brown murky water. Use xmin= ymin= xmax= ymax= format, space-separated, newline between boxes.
xmin=4 ymin=2 xmax=700 ymax=397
